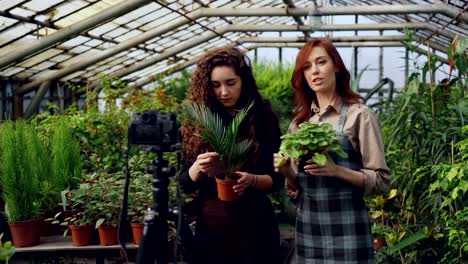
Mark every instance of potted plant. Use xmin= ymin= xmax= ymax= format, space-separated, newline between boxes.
xmin=277 ymin=122 xmax=348 ymax=169
xmin=49 ymin=183 xmax=95 ymax=246
xmin=0 ymin=121 xmax=44 ymax=247
xmin=128 ymin=172 xmax=152 ymax=244
xmin=89 ymin=172 xmax=124 ymax=246
xmin=185 ymin=102 xmax=254 ymax=201
xmin=34 ymin=113 xmax=83 ymax=236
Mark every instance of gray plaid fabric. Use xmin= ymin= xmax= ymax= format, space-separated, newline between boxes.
xmin=295 ymin=104 xmax=373 ymax=264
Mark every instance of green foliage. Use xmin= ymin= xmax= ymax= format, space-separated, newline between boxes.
xmin=370 ymin=33 xmax=467 ymax=263
xmin=185 ymin=102 xmax=254 ymax=178
xmin=0 ymin=233 xmax=15 ymax=262
xmin=0 ymin=121 xmax=43 ymax=222
xmin=87 ymin=172 xmax=124 ymax=228
xmin=48 ymin=183 xmax=95 ymax=236
xmin=278 ymin=122 xmax=347 ymax=166
xmin=350 ymin=65 xmax=369 ymax=92
xmin=51 ymin=116 xmax=82 ymax=191
xmin=154 ymin=70 xmax=191 ymax=103
xmin=128 ymin=172 xmax=152 ymax=223
xmin=254 ymin=62 xmax=294 ymax=133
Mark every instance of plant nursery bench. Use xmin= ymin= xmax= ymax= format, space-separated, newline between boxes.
xmin=11 ymin=225 xmax=296 ymax=263
xmin=12 ymin=235 xmax=139 ymax=264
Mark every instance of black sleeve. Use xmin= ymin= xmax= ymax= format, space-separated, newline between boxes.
xmin=255 ymin=106 xmax=284 ymax=192
xmin=178 ymin=163 xmax=200 ymax=194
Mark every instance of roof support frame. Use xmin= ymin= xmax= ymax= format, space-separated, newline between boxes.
xmin=130 ymin=38 xmax=448 ymax=89
xmin=14 ymin=4 xmax=465 ymax=94
xmin=76 ymin=25 xmax=444 ymax=93
xmin=33 ymin=22 xmax=453 ymax=95
xmin=0 ymin=0 xmax=153 ymax=70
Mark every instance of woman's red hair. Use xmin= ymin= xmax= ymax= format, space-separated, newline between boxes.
xmin=291 ymin=38 xmax=362 ymax=124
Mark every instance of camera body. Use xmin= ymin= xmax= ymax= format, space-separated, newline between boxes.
xmin=128 ymin=110 xmax=179 ymax=150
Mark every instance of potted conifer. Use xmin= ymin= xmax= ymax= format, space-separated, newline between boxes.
xmin=185 ymin=102 xmax=254 ymax=201
xmin=0 ymin=121 xmax=44 ymax=247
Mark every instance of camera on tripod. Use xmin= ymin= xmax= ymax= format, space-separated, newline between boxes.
xmin=128 ymin=110 xmax=179 ymax=150
xmin=125 ymin=109 xmax=190 ymax=264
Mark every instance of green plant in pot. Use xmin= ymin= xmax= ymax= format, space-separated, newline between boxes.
xmin=185 ymin=102 xmax=254 ymax=201
xmin=88 ymin=172 xmax=124 ymax=246
xmin=277 ymin=122 xmax=347 ymax=169
xmin=0 ymin=120 xmax=44 ymax=247
xmin=52 ymin=182 xmax=95 ymax=246
xmin=128 ymin=171 xmax=152 ymax=244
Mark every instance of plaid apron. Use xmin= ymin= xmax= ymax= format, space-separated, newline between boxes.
xmin=295 ymin=104 xmax=373 ymax=264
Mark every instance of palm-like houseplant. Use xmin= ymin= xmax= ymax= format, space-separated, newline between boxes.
xmin=185 ymin=102 xmax=254 ymax=201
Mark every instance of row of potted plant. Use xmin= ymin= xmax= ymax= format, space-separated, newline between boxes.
xmin=46 ymin=169 xmax=154 ymax=247
xmin=0 ymin=117 xmax=82 ymax=247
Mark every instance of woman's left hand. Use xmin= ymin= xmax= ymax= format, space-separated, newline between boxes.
xmin=304 ymin=160 xmax=340 ymax=177
xmin=233 ymin=171 xmax=255 ymax=195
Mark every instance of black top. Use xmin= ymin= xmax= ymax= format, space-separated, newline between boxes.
xmin=178 ymin=101 xmax=284 ymax=264
xmin=179 ymin=101 xmax=283 ymax=197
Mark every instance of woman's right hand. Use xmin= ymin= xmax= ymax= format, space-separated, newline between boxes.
xmin=193 ymin=152 xmax=221 ymax=177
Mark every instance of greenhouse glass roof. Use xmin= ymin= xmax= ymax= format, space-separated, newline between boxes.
xmin=0 ymin=0 xmax=466 ymax=94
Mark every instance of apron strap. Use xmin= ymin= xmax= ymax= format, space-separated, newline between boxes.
xmin=337 ymin=103 xmax=348 ymax=133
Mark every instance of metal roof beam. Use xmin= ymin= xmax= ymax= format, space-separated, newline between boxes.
xmin=131 ymin=38 xmax=448 ymax=89
xmin=282 ymin=0 xmax=310 ymax=38
xmin=76 ymin=25 xmax=430 ymax=93
xmin=0 ymin=0 xmax=152 ymax=70
xmin=16 ymin=3 xmax=464 ymax=94
xmin=198 ymin=5 xmax=467 ymax=22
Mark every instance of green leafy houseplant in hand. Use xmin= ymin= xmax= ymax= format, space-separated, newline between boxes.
xmin=278 ymin=122 xmax=347 ymax=167
xmin=185 ymin=102 xmax=254 ymax=180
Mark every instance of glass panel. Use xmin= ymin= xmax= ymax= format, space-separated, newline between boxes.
xmin=18 ymin=48 xmax=63 ymax=67
xmin=23 ymin=0 xmax=64 ymax=12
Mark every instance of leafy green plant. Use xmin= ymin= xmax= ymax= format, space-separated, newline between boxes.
xmin=48 ymin=183 xmax=95 ymax=236
xmin=0 ymin=233 xmax=15 ymax=263
xmin=277 ymin=122 xmax=347 ymax=166
xmin=185 ymin=102 xmax=254 ymax=179
xmin=88 ymin=172 xmax=124 ymax=228
xmin=51 ymin=116 xmax=82 ymax=192
xmin=0 ymin=120 xmax=43 ymax=222
xmin=369 ymin=33 xmax=467 ymax=263
xmin=128 ymin=172 xmax=152 ymax=223
xmin=254 ymin=62 xmax=294 ymax=133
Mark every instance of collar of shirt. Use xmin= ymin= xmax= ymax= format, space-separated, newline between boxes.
xmin=310 ymin=97 xmax=343 ymax=117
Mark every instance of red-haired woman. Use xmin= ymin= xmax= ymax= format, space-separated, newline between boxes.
xmin=275 ymin=38 xmax=391 ymax=263
xmin=180 ymin=46 xmax=283 ymax=264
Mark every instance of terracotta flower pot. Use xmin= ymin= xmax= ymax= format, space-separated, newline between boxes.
xmin=70 ymin=224 xmax=93 ymax=246
xmin=8 ymin=218 xmax=41 ymax=247
xmin=98 ymin=225 xmax=118 ymax=246
xmin=215 ymin=178 xmax=239 ymax=201
xmin=131 ymin=223 xmax=144 ymax=244
xmin=373 ymin=236 xmax=386 ymax=250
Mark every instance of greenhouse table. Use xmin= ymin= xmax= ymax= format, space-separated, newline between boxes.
xmin=12 ymin=236 xmax=139 ymax=264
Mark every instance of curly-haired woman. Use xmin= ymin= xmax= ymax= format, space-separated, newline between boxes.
xmin=179 ymin=46 xmax=284 ymax=264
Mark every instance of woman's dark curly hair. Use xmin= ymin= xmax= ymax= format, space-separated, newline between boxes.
xmin=181 ymin=46 xmax=280 ymax=164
